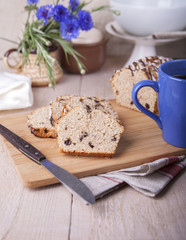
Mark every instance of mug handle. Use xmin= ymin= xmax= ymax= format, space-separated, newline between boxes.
xmin=132 ymin=80 xmax=162 ymax=129
xmin=3 ymin=48 xmax=23 ymax=69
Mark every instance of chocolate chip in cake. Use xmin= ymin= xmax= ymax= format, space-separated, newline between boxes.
xmin=50 ymin=116 xmax=55 ymax=126
xmin=130 ymin=101 xmax=133 ymax=105
xmin=85 ymin=105 xmax=91 ymax=113
xmin=32 ymin=128 xmax=39 ymax=132
xmin=145 ymin=103 xmax=150 ymax=109
xmin=111 ymin=135 xmax=117 ymax=141
xmin=44 ymin=128 xmax=48 ymax=133
xmin=64 ymin=138 xmax=72 ymax=145
xmin=88 ymin=142 xmax=94 ymax=148
xmin=59 ymin=98 xmax=64 ymax=103
xmin=84 ymin=132 xmax=88 ymax=137
xmin=30 ymin=128 xmax=39 ymax=135
xmin=116 ymin=90 xmax=119 ymax=95
xmin=94 ymin=99 xmax=100 ymax=103
xmin=95 ymin=104 xmax=101 ymax=109
xmin=79 ymin=136 xmax=83 ymax=142
xmin=79 ymin=132 xmax=88 ymax=141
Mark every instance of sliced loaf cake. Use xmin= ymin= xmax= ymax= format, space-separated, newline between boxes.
xmin=27 ymin=106 xmax=57 ymax=138
xmin=63 ymin=96 xmax=121 ymax=123
xmin=110 ymin=56 xmax=172 ymax=113
xmin=56 ymin=106 xmax=124 ymax=157
xmin=49 ymin=95 xmax=72 ymax=125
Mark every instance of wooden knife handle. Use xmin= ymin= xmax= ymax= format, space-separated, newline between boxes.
xmin=0 ymin=124 xmax=46 ymax=164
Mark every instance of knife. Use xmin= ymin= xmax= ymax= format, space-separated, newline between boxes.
xmin=0 ymin=124 xmax=96 ymax=205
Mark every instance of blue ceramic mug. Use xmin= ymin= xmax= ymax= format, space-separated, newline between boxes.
xmin=132 ymin=59 xmax=186 ymax=148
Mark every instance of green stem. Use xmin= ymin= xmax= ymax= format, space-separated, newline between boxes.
xmin=90 ymin=6 xmax=120 ymax=16
xmin=26 ymin=8 xmax=31 ymax=26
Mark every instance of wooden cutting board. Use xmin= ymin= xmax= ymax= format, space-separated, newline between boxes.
xmin=1 ymin=100 xmax=186 ymax=188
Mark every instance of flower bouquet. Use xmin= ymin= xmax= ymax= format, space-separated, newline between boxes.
xmin=3 ymin=0 xmax=113 ymax=87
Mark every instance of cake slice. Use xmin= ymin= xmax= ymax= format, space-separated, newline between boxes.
xmin=49 ymin=95 xmax=72 ymax=125
xmin=56 ymin=106 xmax=124 ymax=157
xmin=27 ymin=106 xmax=57 ymax=138
xmin=110 ymin=56 xmax=172 ymax=113
xmin=63 ymin=96 xmax=121 ymax=123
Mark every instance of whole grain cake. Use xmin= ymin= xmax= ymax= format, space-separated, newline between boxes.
xmin=110 ymin=56 xmax=172 ymax=113
xmin=56 ymin=105 xmax=124 ymax=157
xmin=27 ymin=95 xmax=124 ymax=157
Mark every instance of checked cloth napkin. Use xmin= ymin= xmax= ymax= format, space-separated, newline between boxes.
xmin=81 ymin=155 xmax=186 ymax=199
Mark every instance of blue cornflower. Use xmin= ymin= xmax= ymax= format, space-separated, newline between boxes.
xmin=27 ymin=0 xmax=39 ymax=5
xmin=78 ymin=10 xmax=93 ymax=31
xmin=60 ymin=16 xmax=80 ymax=41
xmin=36 ymin=5 xmax=53 ymax=25
xmin=69 ymin=0 xmax=80 ymax=11
xmin=52 ymin=5 xmax=70 ymax=23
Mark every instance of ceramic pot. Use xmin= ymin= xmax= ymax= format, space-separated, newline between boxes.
xmin=59 ymin=37 xmax=108 ymax=74
xmin=3 ymin=47 xmax=63 ymax=87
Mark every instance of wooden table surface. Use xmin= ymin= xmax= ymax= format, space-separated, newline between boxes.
xmin=0 ymin=53 xmax=186 ymax=240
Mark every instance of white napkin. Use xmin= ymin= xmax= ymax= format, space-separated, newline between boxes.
xmin=0 ymin=72 xmax=33 ymax=110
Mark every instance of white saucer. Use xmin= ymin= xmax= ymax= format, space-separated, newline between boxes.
xmin=105 ymin=21 xmax=182 ymax=66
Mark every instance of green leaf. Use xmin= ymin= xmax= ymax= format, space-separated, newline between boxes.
xmin=53 ymin=36 xmax=86 ymax=72
xmin=0 ymin=37 xmax=19 ymax=45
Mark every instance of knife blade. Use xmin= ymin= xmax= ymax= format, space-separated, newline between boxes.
xmin=0 ymin=124 xmax=96 ymax=205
